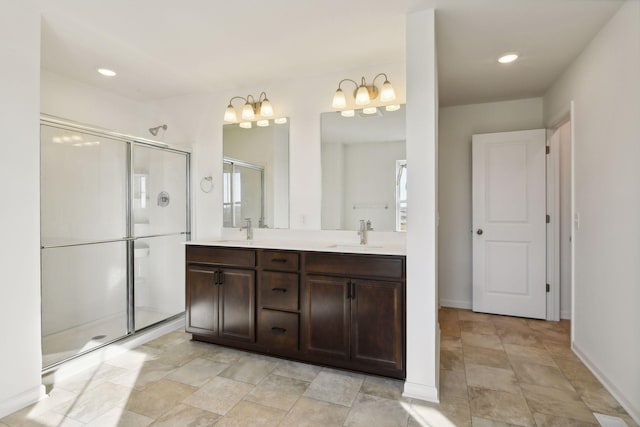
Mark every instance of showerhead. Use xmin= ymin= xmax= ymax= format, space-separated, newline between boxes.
xmin=149 ymin=124 xmax=167 ymax=136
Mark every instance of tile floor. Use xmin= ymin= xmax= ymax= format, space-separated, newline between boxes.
xmin=2 ymin=308 xmax=637 ymax=426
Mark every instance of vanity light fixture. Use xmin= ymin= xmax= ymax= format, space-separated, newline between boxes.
xmin=274 ymin=117 xmax=287 ymax=124
xmin=498 ymin=53 xmax=519 ymax=64
xmin=239 ymin=121 xmax=252 ymax=129
xmin=332 ymin=73 xmax=396 ymax=109
xmin=340 ymin=110 xmax=355 ymax=118
xmin=256 ymin=120 xmax=269 ymax=127
xmin=97 ymin=68 xmax=117 ymax=77
xmin=385 ymin=104 xmax=401 ymax=112
xmin=362 ymin=107 xmax=377 ymax=115
xmin=224 ymin=91 xmax=274 ymax=127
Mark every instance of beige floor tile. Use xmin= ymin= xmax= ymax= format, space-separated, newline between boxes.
xmin=164 ymin=357 xmax=229 ymax=387
xmin=511 ymin=360 xmax=574 ymax=391
xmin=472 ymin=416 xmax=519 ymax=426
xmin=108 ymin=360 xmax=176 ymax=390
xmin=182 ymin=376 xmax=254 ymax=415
xmin=219 ymin=355 xmax=277 ymax=385
xmin=407 ymin=396 xmax=471 ymax=427
xmin=279 ymin=397 xmax=350 ymax=427
xmin=463 ymin=345 xmax=511 ymax=369
xmin=553 ymin=356 xmax=600 ymax=384
xmin=460 ymin=320 xmax=497 ymax=336
xmin=2 ymin=387 xmax=77 ymax=422
xmin=498 ymin=330 xmax=545 ymax=349
xmin=360 ymin=376 xmax=404 ymax=400
xmin=440 ymin=369 xmax=468 ymax=400
xmin=2 ymin=410 xmax=84 ymax=427
xmin=458 ymin=310 xmax=496 ymax=322
xmin=465 ymin=364 xmax=520 ymax=395
xmin=543 ymin=341 xmax=578 ymax=359
xmin=344 ymin=393 xmax=409 ymax=427
xmin=85 ymin=408 xmax=154 ymax=427
xmin=441 ymin=321 xmax=462 ymax=338
xmin=202 ymin=346 xmax=247 ymax=364
xmin=149 ymin=403 xmax=220 ymax=427
xmin=520 ymin=383 xmax=598 ymax=424
xmin=55 ymin=363 xmax=129 ymax=394
xmin=243 ymin=373 xmax=309 ymax=411
xmin=214 ymin=401 xmax=286 ymax=427
xmin=532 ymin=412 xmax=598 ymax=426
xmin=461 ymin=332 xmax=504 ymax=351
xmin=52 ymin=381 xmax=133 ymax=424
xmin=105 ymin=345 xmax=163 ymax=370
xmin=441 ymin=348 xmax=465 ymax=371
xmin=303 ymin=370 xmax=363 ymax=407
xmin=468 ymin=387 xmax=534 ymax=427
xmin=441 ymin=335 xmax=463 ymax=351
xmin=151 ymin=341 xmax=209 ymax=367
xmin=271 ymin=360 xmax=322 ymax=382
xmin=143 ymin=330 xmax=192 ymax=351
xmin=571 ymin=379 xmax=628 ymax=415
xmin=439 ymin=307 xmax=460 ymax=321
xmin=125 ymin=379 xmax=197 ymax=419
xmin=503 ymin=343 xmax=556 ymax=367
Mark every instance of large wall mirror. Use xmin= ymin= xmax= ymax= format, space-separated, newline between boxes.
xmin=223 ymin=121 xmax=290 ymax=229
xmin=321 ymin=106 xmax=406 ymax=232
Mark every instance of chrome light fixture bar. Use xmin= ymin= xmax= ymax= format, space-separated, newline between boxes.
xmin=224 ymin=91 xmax=275 ymax=127
xmin=332 ymin=73 xmax=397 ymax=110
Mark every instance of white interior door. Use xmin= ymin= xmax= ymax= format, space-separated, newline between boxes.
xmin=472 ymin=129 xmax=547 ymax=319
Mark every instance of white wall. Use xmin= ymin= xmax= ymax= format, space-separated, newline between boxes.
xmin=558 ymin=121 xmax=572 ymax=319
xmin=403 ymin=8 xmax=439 ymax=402
xmin=0 ymin=1 xmax=46 ymax=416
xmin=438 ymin=98 xmax=544 ymax=309
xmin=543 ymin=0 xmax=640 ymax=421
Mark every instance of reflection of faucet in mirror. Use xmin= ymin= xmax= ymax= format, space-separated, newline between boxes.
xmin=358 ymin=219 xmax=367 ymax=245
xmin=240 ymin=218 xmax=253 ymax=240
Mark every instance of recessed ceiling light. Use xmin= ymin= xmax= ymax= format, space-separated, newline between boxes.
xmin=97 ymin=68 xmax=117 ymax=77
xmin=498 ymin=53 xmax=519 ymax=64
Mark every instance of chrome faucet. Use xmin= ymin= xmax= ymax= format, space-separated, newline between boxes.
xmin=240 ymin=218 xmax=253 ymax=240
xmin=358 ymin=219 xmax=367 ymax=245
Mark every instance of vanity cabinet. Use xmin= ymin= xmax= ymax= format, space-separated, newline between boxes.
xmin=186 ymin=247 xmax=256 ymax=343
xmin=302 ymin=253 xmax=404 ymax=377
xmin=185 ymin=244 xmax=405 ymax=379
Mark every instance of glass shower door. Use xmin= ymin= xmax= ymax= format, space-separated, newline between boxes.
xmin=132 ymin=144 xmax=189 ymax=331
xmin=223 ymin=159 xmax=264 ymax=228
xmin=40 ymin=124 xmax=129 ymax=367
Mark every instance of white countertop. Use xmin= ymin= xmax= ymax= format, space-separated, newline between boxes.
xmin=186 ymin=239 xmax=406 ymax=256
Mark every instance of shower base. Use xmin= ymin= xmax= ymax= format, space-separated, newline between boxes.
xmin=42 ymin=308 xmax=175 ymax=368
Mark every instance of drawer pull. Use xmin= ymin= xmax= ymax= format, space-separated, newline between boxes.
xmin=271 ymin=287 xmax=288 ymax=293
xmin=271 ymin=258 xmax=287 ymax=263
xmin=271 ymin=327 xmax=287 ymax=334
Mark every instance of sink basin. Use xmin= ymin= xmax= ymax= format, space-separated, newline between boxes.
xmin=329 ymin=244 xmax=383 ymax=250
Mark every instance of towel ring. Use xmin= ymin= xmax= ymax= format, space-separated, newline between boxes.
xmin=200 ymin=176 xmax=213 ymax=193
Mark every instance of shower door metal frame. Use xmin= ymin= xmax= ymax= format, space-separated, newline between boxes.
xmin=40 ymin=115 xmax=191 ymax=371
xmin=223 ymin=157 xmax=265 ymax=228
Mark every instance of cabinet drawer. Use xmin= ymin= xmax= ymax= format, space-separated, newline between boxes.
xmin=259 ymin=310 xmax=299 ymax=351
xmin=260 ymin=272 xmax=299 ymax=311
xmin=305 ymin=253 xmax=404 ymax=279
xmin=187 ymin=245 xmax=256 ymax=268
xmin=259 ymin=250 xmax=299 ymax=271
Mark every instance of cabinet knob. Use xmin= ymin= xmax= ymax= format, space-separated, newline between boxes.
xmin=477 ymin=229 xmax=484 ymax=235
xmin=271 ymin=287 xmax=287 ymax=293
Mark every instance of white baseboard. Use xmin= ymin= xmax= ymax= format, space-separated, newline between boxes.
xmin=0 ymin=384 xmax=46 ymax=419
xmin=403 ymin=381 xmax=439 ymax=403
xmin=572 ymin=342 xmax=640 ymax=425
xmin=439 ymin=298 xmax=472 ymax=310
xmin=560 ymin=310 xmax=572 ymax=320
xmin=42 ymin=316 xmax=184 ymax=386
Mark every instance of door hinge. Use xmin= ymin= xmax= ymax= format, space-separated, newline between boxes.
xmin=546 ymin=146 xmax=550 ymax=154
xmin=546 ymin=283 xmax=550 ymax=293
xmin=546 ymin=214 xmax=550 ymax=224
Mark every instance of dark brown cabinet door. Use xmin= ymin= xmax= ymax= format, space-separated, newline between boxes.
xmin=350 ymin=279 xmax=404 ymax=372
xmin=185 ymin=266 xmax=218 ymax=335
xmin=219 ymin=268 xmax=256 ymax=342
xmin=302 ymin=275 xmax=350 ymax=360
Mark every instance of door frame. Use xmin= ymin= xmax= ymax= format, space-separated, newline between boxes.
xmin=545 ymin=101 xmax=575 ymax=324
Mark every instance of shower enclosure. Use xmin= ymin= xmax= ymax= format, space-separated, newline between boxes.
xmin=40 ymin=117 xmax=190 ymax=369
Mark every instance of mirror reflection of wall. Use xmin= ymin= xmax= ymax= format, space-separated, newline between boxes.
xmin=223 ymin=121 xmax=290 ymax=229
xmin=321 ymin=105 xmax=406 ymax=232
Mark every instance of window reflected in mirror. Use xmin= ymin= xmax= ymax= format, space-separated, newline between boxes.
xmin=321 ymin=105 xmax=406 ymax=232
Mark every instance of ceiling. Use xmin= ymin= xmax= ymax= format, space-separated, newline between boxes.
xmin=38 ymin=0 xmax=623 ymax=106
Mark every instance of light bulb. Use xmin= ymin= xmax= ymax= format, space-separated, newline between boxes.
xmin=241 ymin=103 xmax=255 ymax=120
xmin=224 ymin=104 xmax=237 ymax=122
xmin=97 ymin=68 xmax=117 ymax=77
xmin=385 ymin=104 xmax=401 ymax=112
xmin=239 ymin=121 xmax=252 ymax=129
xmin=379 ymin=80 xmax=396 ymax=102
xmin=498 ymin=53 xmax=519 ymax=64
xmin=340 ymin=110 xmax=355 ymax=118
xmin=274 ymin=117 xmax=287 ymax=124
xmin=257 ymin=120 xmax=269 ymax=127
xmin=355 ymin=85 xmax=371 ymax=105
xmin=362 ymin=107 xmax=377 ymax=115
xmin=260 ymin=99 xmax=273 ymax=117
xmin=332 ymin=88 xmax=347 ymax=109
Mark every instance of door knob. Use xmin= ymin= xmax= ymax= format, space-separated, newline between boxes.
xmin=477 ymin=229 xmax=484 ymax=235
